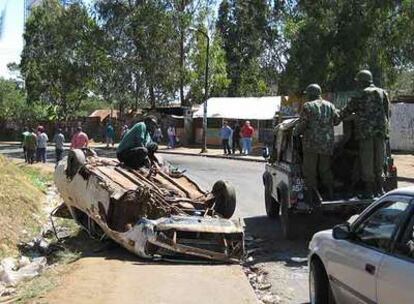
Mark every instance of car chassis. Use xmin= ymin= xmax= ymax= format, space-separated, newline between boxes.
xmin=53 ymin=149 xmax=244 ymax=263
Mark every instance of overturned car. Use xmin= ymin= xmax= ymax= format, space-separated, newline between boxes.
xmin=53 ymin=149 xmax=244 ymax=263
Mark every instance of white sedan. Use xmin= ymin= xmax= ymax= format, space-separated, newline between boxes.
xmin=308 ymin=186 xmax=414 ymax=304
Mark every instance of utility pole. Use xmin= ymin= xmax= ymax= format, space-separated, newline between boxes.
xmin=190 ymin=27 xmax=209 ymax=153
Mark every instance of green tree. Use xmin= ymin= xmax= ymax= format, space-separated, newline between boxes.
xmin=280 ymin=0 xmax=414 ymax=94
xmin=96 ymin=0 xmax=180 ymax=109
xmin=20 ymin=0 xmax=100 ymax=120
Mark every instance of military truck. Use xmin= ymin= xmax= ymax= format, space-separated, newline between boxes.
xmin=262 ymin=117 xmax=398 ymax=239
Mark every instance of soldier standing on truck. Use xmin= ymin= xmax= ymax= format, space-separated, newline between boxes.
xmin=294 ymin=84 xmax=340 ymax=203
xmin=340 ymin=70 xmax=390 ymax=198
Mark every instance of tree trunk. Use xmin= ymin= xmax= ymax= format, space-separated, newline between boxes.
xmin=149 ymin=85 xmax=156 ymax=109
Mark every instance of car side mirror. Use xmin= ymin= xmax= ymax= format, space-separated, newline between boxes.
xmin=333 ymin=223 xmax=352 ymax=240
xmin=262 ymin=147 xmax=270 ymax=159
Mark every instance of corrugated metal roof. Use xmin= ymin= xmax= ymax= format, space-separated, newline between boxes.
xmin=89 ymin=109 xmax=119 ymax=121
xmin=193 ymin=96 xmax=281 ymax=120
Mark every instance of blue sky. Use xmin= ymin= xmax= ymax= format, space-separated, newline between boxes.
xmin=0 ymin=0 xmax=24 ymax=78
xmin=0 ymin=0 xmax=94 ymax=78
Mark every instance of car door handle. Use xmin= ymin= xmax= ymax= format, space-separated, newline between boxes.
xmin=365 ymin=263 xmax=376 ymax=275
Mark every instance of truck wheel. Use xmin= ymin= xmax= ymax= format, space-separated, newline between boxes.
xmin=265 ymin=181 xmax=279 ymax=218
xmin=212 ymin=180 xmax=236 ymax=219
xmin=280 ymin=193 xmax=297 ymax=240
xmin=66 ymin=149 xmax=85 ymax=179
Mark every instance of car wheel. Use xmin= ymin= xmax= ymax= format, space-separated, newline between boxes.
xmin=212 ymin=180 xmax=236 ymax=219
xmin=66 ymin=149 xmax=85 ymax=179
xmin=309 ymin=258 xmax=335 ymax=304
xmin=265 ymin=180 xmax=279 ymax=218
xmin=280 ymin=192 xmax=297 ymax=240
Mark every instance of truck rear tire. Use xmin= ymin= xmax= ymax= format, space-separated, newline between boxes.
xmin=265 ymin=181 xmax=279 ymax=218
xmin=280 ymin=192 xmax=298 ymax=240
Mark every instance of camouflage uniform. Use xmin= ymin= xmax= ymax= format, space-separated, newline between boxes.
xmin=294 ymin=88 xmax=340 ymax=198
xmin=340 ymin=83 xmax=390 ymax=194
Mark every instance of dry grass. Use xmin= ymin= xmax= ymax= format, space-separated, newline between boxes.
xmin=0 ymin=156 xmax=51 ymax=258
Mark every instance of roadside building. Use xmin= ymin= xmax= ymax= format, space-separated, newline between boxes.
xmin=192 ymin=97 xmax=282 ymax=146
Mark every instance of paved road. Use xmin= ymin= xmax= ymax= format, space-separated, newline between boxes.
xmin=0 ymin=143 xmax=310 ymax=303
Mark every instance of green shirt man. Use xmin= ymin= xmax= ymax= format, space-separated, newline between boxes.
xmin=116 ymin=116 xmax=158 ymax=169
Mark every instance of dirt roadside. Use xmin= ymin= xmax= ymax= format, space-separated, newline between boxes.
xmin=38 ymin=257 xmax=257 ymax=304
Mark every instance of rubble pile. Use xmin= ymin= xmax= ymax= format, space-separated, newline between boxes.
xmin=243 ymin=234 xmax=281 ymax=304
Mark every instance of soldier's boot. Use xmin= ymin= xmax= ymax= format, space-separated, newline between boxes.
xmin=359 ymin=182 xmax=374 ymax=199
xmin=374 ymin=179 xmax=385 ymax=197
xmin=325 ymin=185 xmax=334 ymax=201
xmin=304 ymin=188 xmax=321 ymax=207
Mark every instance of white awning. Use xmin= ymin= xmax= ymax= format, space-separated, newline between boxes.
xmin=193 ymin=96 xmax=281 ymax=120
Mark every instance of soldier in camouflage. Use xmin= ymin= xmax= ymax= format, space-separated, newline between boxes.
xmin=294 ymin=84 xmax=340 ymax=202
xmin=340 ymin=70 xmax=390 ymax=198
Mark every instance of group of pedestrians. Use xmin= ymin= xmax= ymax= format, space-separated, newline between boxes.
xmin=22 ymin=126 xmax=89 ymax=165
xmin=219 ymin=121 xmax=255 ymax=155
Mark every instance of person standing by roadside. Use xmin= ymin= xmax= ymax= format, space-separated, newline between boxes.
xmin=153 ymin=127 xmax=163 ymax=144
xmin=105 ymin=123 xmax=115 ymax=148
xmin=36 ymin=126 xmax=49 ymax=163
xmin=219 ymin=121 xmax=232 ymax=155
xmin=26 ymin=128 xmax=37 ymax=164
xmin=232 ymin=123 xmax=242 ymax=154
xmin=241 ymin=121 xmax=254 ymax=155
xmin=53 ymin=128 xmax=65 ymax=163
xmin=21 ymin=127 xmax=30 ymax=162
xmin=70 ymin=127 xmax=89 ymax=149
xmin=120 ymin=125 xmax=129 ymax=139
xmin=167 ymin=125 xmax=176 ymax=149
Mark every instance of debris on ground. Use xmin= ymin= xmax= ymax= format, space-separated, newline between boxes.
xmin=0 ymin=256 xmax=47 ymax=287
xmin=243 ymin=233 xmax=281 ymax=304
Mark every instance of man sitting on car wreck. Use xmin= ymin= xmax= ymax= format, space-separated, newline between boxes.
xmin=117 ymin=116 xmax=159 ymax=169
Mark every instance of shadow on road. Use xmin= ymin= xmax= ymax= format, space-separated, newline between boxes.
xmin=243 ymin=214 xmax=346 ymax=266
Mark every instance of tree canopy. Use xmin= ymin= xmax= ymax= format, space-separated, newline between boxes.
xmin=13 ymin=0 xmax=414 ymax=121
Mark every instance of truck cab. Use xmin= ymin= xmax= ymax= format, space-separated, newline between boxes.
xmin=263 ymin=117 xmax=398 ymax=239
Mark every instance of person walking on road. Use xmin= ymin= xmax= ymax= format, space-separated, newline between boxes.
xmin=117 ymin=116 xmax=158 ymax=169
xmin=22 ymin=127 xmax=30 ymax=162
xmin=25 ymin=128 xmax=37 ymax=164
xmin=105 ymin=123 xmax=115 ymax=148
xmin=219 ymin=121 xmax=232 ymax=155
xmin=232 ymin=123 xmax=242 ymax=154
xmin=294 ymin=84 xmax=340 ymax=202
xmin=53 ymin=128 xmax=65 ymax=163
xmin=36 ymin=126 xmax=49 ymax=163
xmin=70 ymin=127 xmax=89 ymax=149
xmin=340 ymin=70 xmax=390 ymax=198
xmin=241 ymin=121 xmax=254 ymax=155
xmin=167 ymin=125 xmax=176 ymax=149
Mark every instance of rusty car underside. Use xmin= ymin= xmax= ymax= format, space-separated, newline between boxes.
xmin=54 ymin=149 xmax=244 ymax=263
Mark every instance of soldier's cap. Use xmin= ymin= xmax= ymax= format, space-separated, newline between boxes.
xmin=354 ymin=70 xmax=373 ymax=83
xmin=304 ymin=83 xmax=322 ymax=96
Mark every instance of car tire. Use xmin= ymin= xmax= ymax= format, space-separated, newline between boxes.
xmin=280 ymin=191 xmax=298 ymax=240
xmin=265 ymin=180 xmax=279 ymax=218
xmin=212 ymin=180 xmax=236 ymax=219
xmin=66 ymin=149 xmax=85 ymax=179
xmin=309 ymin=258 xmax=335 ymax=304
